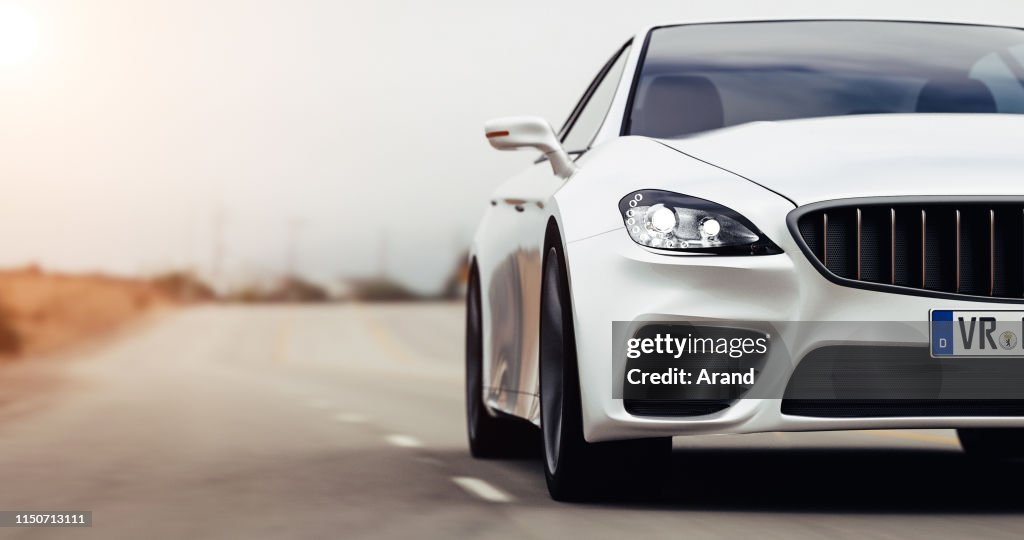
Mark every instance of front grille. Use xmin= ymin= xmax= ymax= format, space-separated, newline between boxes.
xmin=792 ymin=199 xmax=1024 ymax=301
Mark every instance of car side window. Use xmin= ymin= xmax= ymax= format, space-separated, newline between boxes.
xmin=560 ymin=43 xmax=632 ymax=153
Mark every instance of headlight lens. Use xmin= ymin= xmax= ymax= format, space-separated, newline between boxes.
xmin=619 ymin=190 xmax=782 ymax=255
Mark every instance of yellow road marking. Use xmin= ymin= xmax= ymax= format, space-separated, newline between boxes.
xmin=273 ymin=317 xmax=295 ymax=363
xmin=355 ymin=303 xmax=417 ymax=364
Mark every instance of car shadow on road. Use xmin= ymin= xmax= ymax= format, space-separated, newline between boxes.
xmin=450 ymin=445 xmax=1024 ymax=513
xmin=652 ymin=446 xmax=1023 ymax=514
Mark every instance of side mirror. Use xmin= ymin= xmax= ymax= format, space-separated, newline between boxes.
xmin=484 ymin=116 xmax=577 ymax=179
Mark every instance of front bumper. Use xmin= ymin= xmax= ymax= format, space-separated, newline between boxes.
xmin=566 ymin=228 xmax=1024 ymax=443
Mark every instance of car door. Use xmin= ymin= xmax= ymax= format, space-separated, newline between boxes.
xmin=482 ymin=43 xmax=633 ymax=421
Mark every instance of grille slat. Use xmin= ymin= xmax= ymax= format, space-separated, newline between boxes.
xmin=992 ymin=209 xmax=1024 ymax=297
xmin=797 ymin=202 xmax=1024 ymax=301
xmin=891 ymin=208 xmax=922 ymax=288
xmin=924 ymin=207 xmax=956 ymax=291
xmin=856 ymin=208 xmax=861 ymax=280
xmin=889 ymin=208 xmax=895 ymax=285
xmin=989 ymin=209 xmax=995 ymax=296
xmin=857 ymin=207 xmax=890 ymax=283
xmin=957 ymin=208 xmax=990 ymax=296
xmin=920 ymin=209 xmax=926 ymax=288
xmin=824 ymin=209 xmax=857 ymax=279
xmin=955 ymin=209 xmax=961 ymax=293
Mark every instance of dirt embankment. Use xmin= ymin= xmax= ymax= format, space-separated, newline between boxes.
xmin=0 ymin=269 xmax=176 ymax=359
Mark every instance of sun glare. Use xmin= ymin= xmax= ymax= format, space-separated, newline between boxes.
xmin=0 ymin=4 xmax=39 ymax=66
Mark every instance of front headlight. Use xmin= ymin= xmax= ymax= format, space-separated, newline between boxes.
xmin=618 ymin=189 xmax=782 ymax=255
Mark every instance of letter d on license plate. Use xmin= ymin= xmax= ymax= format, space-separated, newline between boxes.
xmin=931 ymin=310 xmax=1024 ymax=357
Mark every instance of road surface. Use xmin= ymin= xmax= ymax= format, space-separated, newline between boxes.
xmin=1 ymin=303 xmax=1022 ymax=539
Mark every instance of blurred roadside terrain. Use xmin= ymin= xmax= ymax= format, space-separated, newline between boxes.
xmin=0 ymin=258 xmax=469 ymax=362
xmin=0 ymin=266 xmax=179 ymax=360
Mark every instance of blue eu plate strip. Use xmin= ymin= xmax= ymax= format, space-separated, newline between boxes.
xmin=932 ymin=310 xmax=953 ymax=356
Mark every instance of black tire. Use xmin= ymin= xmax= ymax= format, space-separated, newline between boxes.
xmin=466 ymin=263 xmax=539 ymax=458
xmin=958 ymin=428 xmax=1024 ymax=460
xmin=539 ymin=242 xmax=671 ymax=502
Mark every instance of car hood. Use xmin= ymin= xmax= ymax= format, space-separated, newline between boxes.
xmin=656 ymin=114 xmax=1024 ymax=206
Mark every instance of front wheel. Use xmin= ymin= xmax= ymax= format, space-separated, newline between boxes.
xmin=958 ymin=428 xmax=1024 ymax=459
xmin=539 ymin=243 xmax=671 ymax=501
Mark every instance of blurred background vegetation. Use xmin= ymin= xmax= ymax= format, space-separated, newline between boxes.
xmin=0 ymin=253 xmax=469 ymax=360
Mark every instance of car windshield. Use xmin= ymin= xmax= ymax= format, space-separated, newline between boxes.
xmin=627 ymin=21 xmax=1024 ymax=138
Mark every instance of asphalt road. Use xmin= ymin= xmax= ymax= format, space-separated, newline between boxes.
xmin=1 ymin=303 xmax=1023 ymax=539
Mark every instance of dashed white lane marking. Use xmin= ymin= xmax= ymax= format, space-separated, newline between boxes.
xmin=386 ymin=434 xmax=424 ymax=448
xmin=334 ymin=412 xmax=367 ymax=423
xmin=451 ymin=477 xmax=514 ymax=503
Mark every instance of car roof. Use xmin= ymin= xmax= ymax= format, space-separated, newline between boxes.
xmin=630 ymin=17 xmax=1024 ymax=41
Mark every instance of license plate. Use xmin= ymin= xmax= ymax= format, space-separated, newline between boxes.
xmin=931 ymin=310 xmax=1024 ymax=357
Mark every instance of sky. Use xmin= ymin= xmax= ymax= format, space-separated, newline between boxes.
xmin=1 ymin=0 xmax=1023 ymax=293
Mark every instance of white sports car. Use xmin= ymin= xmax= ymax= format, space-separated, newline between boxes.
xmin=466 ymin=18 xmax=1024 ymax=500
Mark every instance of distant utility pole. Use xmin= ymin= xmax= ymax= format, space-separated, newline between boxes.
xmin=185 ymin=207 xmax=196 ymax=273
xmin=211 ymin=204 xmax=226 ymax=291
xmin=286 ymin=218 xmax=305 ymax=278
xmin=378 ymin=228 xmax=389 ymax=278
